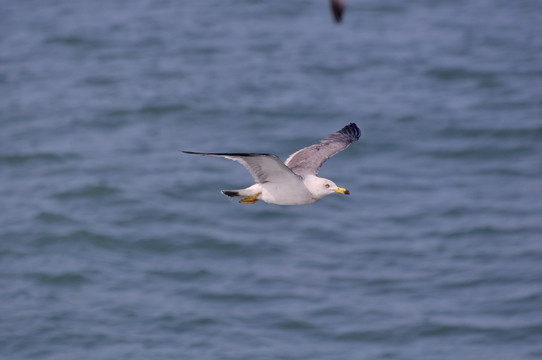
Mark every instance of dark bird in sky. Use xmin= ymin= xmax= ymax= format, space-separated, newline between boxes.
xmin=330 ymin=0 xmax=347 ymax=23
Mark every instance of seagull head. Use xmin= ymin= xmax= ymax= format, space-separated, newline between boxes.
xmin=307 ymin=176 xmax=350 ymax=199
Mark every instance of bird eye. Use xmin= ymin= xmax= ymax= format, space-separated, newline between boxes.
xmin=325 ymin=184 xmax=330 ymax=188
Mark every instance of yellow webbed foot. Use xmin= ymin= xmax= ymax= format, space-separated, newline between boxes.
xmin=239 ymin=192 xmax=262 ymax=204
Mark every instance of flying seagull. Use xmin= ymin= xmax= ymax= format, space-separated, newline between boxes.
xmin=183 ymin=123 xmax=361 ymax=206
xmin=330 ymin=0 xmax=347 ymax=23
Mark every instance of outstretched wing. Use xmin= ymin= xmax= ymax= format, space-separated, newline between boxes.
xmin=182 ymin=152 xmax=301 ymax=184
xmin=284 ymin=123 xmax=360 ymax=176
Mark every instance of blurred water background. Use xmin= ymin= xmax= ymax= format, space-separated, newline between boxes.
xmin=1 ymin=1 xmax=542 ymax=359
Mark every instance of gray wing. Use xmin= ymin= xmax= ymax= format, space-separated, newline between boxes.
xmin=182 ymin=152 xmax=301 ymax=184
xmin=284 ymin=123 xmax=360 ymax=176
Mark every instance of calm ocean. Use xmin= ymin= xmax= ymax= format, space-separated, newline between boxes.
xmin=1 ymin=1 xmax=541 ymax=359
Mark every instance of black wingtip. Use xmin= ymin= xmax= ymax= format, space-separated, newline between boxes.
xmin=182 ymin=151 xmax=274 ymax=157
xmin=339 ymin=123 xmax=361 ymax=140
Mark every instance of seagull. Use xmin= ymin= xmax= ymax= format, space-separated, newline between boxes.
xmin=330 ymin=0 xmax=347 ymax=23
xmin=183 ymin=123 xmax=361 ymax=206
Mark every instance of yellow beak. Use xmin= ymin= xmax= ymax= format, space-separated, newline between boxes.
xmin=334 ymin=187 xmax=350 ymax=195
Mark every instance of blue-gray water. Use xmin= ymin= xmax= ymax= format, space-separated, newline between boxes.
xmin=2 ymin=1 xmax=542 ymax=359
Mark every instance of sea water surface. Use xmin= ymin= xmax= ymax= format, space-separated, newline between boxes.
xmin=1 ymin=1 xmax=542 ymax=359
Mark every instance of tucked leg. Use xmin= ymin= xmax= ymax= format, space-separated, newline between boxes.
xmin=239 ymin=192 xmax=262 ymax=204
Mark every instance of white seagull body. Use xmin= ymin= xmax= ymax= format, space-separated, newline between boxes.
xmin=183 ymin=123 xmax=361 ymax=206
